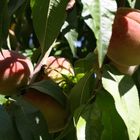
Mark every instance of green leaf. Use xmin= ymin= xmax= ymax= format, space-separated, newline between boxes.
xmin=0 ymin=95 xmax=7 ymax=104
xmin=61 ymin=7 xmax=78 ymax=58
xmin=76 ymin=116 xmax=86 ymax=140
xmin=127 ymin=0 xmax=136 ymax=8
xmin=8 ymin=0 xmax=25 ymax=16
xmin=62 ymin=22 xmax=78 ymax=58
xmin=29 ymin=79 xmax=66 ymax=106
xmin=69 ymin=70 xmax=95 ymax=112
xmin=10 ymin=104 xmax=35 ymax=140
xmin=81 ymin=0 xmax=117 ymax=67
xmin=135 ymin=0 xmax=140 ymax=9
xmin=0 ymin=0 xmax=9 ymax=49
xmin=21 ymin=101 xmax=52 ymax=140
xmin=102 ymin=65 xmax=140 ymax=140
xmin=132 ymin=67 xmax=140 ymax=94
xmin=74 ymin=104 xmax=103 ymax=140
xmin=74 ymin=52 xmax=98 ymax=74
xmin=8 ymin=100 xmax=51 ymax=140
xmin=0 ymin=105 xmax=21 ymax=140
xmin=96 ymin=89 xmax=128 ymax=140
xmin=64 ymin=28 xmax=78 ymax=58
xmin=26 ymin=111 xmax=52 ymax=140
xmin=31 ymin=0 xmax=68 ymax=53
xmin=55 ymin=119 xmax=77 ymax=140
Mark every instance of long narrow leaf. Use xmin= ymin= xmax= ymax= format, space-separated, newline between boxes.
xmin=30 ymin=79 xmax=66 ymax=106
xmin=31 ymin=0 xmax=68 ymax=54
xmin=127 ymin=0 xmax=136 ymax=8
xmin=81 ymin=0 xmax=117 ymax=67
xmin=69 ymin=70 xmax=95 ymax=112
xmin=8 ymin=0 xmax=25 ymax=16
xmin=96 ymin=89 xmax=128 ymax=140
xmin=0 ymin=106 xmax=21 ymax=140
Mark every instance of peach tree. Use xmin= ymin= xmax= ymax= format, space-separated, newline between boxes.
xmin=0 ymin=0 xmax=140 ymax=140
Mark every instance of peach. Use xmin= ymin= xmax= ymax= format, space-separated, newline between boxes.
xmin=43 ymin=56 xmax=74 ymax=84
xmin=23 ymin=88 xmax=68 ymax=133
xmin=107 ymin=8 xmax=140 ymax=66
xmin=0 ymin=49 xmax=33 ymax=95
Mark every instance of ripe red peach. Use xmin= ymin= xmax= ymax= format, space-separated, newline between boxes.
xmin=23 ymin=88 xmax=68 ymax=133
xmin=107 ymin=8 xmax=140 ymax=66
xmin=107 ymin=8 xmax=140 ymax=75
xmin=0 ymin=49 xmax=33 ymax=95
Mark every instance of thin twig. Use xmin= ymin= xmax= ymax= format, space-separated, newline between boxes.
xmin=29 ymin=41 xmax=60 ymax=84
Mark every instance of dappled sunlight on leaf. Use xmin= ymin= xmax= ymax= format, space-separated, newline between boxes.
xmin=76 ymin=116 xmax=86 ymax=140
xmin=102 ymin=65 xmax=140 ymax=140
xmin=81 ymin=0 xmax=117 ymax=67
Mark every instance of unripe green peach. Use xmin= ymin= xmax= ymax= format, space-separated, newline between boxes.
xmin=43 ymin=56 xmax=74 ymax=84
xmin=107 ymin=8 xmax=140 ymax=66
xmin=23 ymin=88 xmax=68 ymax=133
xmin=0 ymin=50 xmax=33 ymax=95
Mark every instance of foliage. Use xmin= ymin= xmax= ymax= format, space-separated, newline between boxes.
xmin=0 ymin=0 xmax=140 ymax=140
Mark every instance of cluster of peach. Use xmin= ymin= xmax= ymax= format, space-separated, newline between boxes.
xmin=0 ymin=49 xmax=74 ymax=133
xmin=0 ymin=0 xmax=76 ymax=133
xmin=1 ymin=6 xmax=140 ymax=133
